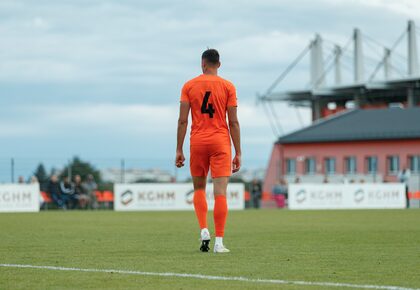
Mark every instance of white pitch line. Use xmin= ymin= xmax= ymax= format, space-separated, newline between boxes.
xmin=0 ymin=263 xmax=418 ymax=290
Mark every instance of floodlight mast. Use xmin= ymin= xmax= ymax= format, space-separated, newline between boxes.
xmin=354 ymin=28 xmax=364 ymax=84
xmin=310 ymin=34 xmax=325 ymax=89
xmin=408 ymin=20 xmax=419 ymax=77
xmin=408 ymin=20 xmax=419 ymax=107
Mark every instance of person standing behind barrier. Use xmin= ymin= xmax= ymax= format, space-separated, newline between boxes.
xmin=250 ymin=178 xmax=262 ymax=209
xmin=272 ymin=179 xmax=288 ymax=208
xmin=273 ymin=179 xmax=288 ymax=196
xmin=61 ymin=176 xmax=77 ymax=209
xmin=31 ymin=176 xmax=43 ymax=208
xmin=47 ymin=175 xmax=66 ymax=209
xmin=83 ymin=174 xmax=98 ymax=209
xmin=30 ymin=176 xmax=39 ymax=184
xmin=74 ymin=175 xmax=89 ymax=209
xmin=398 ymin=168 xmax=411 ymax=209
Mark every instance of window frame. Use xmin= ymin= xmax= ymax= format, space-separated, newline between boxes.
xmin=305 ymin=157 xmax=316 ymax=175
xmin=324 ymin=157 xmax=336 ymax=175
xmin=365 ymin=156 xmax=378 ymax=175
xmin=286 ymin=158 xmax=297 ymax=175
xmin=409 ymin=155 xmax=420 ymax=173
xmin=344 ymin=156 xmax=357 ymax=174
xmin=387 ymin=155 xmax=400 ymax=175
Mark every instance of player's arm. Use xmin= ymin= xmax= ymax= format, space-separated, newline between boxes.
xmin=227 ymin=106 xmax=241 ymax=173
xmin=175 ymin=101 xmax=190 ymax=168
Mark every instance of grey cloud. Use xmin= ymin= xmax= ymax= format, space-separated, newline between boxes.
xmin=0 ymin=0 xmax=419 ymax=178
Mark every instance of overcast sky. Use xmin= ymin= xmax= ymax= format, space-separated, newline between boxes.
xmin=1 ymin=0 xmax=419 ymax=180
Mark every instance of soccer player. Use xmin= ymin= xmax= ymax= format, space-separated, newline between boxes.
xmin=175 ymin=48 xmax=241 ymax=253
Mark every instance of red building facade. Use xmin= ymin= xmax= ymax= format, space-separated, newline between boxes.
xmin=263 ymin=108 xmax=420 ymax=195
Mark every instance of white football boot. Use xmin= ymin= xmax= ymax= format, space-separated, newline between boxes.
xmin=199 ymin=228 xmax=211 ymax=252
xmin=213 ymin=243 xmax=230 ymax=253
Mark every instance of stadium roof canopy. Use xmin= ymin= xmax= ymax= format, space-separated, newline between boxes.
xmin=264 ymin=76 xmax=420 ymax=106
xmin=277 ymin=107 xmax=420 ymax=144
xmin=260 ymin=21 xmax=420 ymax=124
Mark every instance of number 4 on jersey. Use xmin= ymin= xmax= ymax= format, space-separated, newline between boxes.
xmin=201 ymin=91 xmax=215 ymax=118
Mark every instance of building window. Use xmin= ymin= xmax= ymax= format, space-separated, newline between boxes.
xmin=387 ymin=155 xmax=399 ymax=174
xmin=366 ymin=156 xmax=378 ymax=174
xmin=324 ymin=157 xmax=336 ymax=175
xmin=345 ymin=156 xmax=357 ymax=174
xmin=286 ymin=158 xmax=296 ymax=175
xmin=305 ymin=157 xmax=316 ymax=174
xmin=409 ymin=155 xmax=420 ymax=173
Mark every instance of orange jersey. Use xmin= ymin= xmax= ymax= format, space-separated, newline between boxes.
xmin=180 ymin=74 xmax=237 ymax=146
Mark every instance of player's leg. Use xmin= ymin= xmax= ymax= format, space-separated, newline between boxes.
xmin=192 ymin=176 xmax=208 ymax=231
xmin=209 ymin=144 xmax=232 ymax=253
xmin=212 ymin=177 xmax=230 ymax=253
xmin=190 ymin=145 xmax=211 ymax=252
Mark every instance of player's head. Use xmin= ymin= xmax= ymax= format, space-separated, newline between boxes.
xmin=202 ymin=48 xmax=221 ymax=73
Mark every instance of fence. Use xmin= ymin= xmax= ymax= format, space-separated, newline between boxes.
xmin=0 ymin=157 xmax=184 ymax=185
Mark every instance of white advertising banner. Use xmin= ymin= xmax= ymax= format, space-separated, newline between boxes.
xmin=288 ymin=183 xmax=406 ymax=210
xmin=114 ymin=183 xmax=244 ymax=211
xmin=0 ymin=184 xmax=40 ymax=212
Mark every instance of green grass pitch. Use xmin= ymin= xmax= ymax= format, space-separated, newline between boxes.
xmin=0 ymin=210 xmax=419 ymax=289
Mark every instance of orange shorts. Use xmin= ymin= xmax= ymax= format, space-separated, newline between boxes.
xmin=190 ymin=144 xmax=232 ymax=178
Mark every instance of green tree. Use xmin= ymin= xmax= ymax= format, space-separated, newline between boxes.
xmin=34 ymin=163 xmax=48 ymax=190
xmin=60 ymin=156 xmax=102 ymax=182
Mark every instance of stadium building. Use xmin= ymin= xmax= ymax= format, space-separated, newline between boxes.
xmin=263 ymin=108 xmax=420 ymax=192
xmin=261 ymin=20 xmax=420 ymax=202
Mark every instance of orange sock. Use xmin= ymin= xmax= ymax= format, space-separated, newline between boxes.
xmin=193 ymin=189 xmax=208 ymax=229
xmin=214 ymin=195 xmax=228 ymax=237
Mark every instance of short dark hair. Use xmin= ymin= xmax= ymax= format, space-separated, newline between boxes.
xmin=202 ymin=48 xmax=220 ymax=65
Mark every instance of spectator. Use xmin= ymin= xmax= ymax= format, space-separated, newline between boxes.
xmin=47 ymin=175 xmax=66 ymax=209
xmin=74 ymin=175 xmax=89 ymax=209
xmin=30 ymin=176 xmax=39 ymax=184
xmin=30 ymin=175 xmax=43 ymax=207
xmin=273 ymin=179 xmax=288 ymax=197
xmin=294 ymin=176 xmax=301 ymax=184
xmin=281 ymin=179 xmax=288 ymax=199
xmin=60 ymin=176 xmax=77 ymax=209
xmin=398 ymin=168 xmax=411 ymax=209
xmin=250 ymin=178 xmax=262 ymax=209
xmin=272 ymin=179 xmax=288 ymax=208
xmin=18 ymin=176 xmax=25 ymax=184
xmin=83 ymin=174 xmax=98 ymax=209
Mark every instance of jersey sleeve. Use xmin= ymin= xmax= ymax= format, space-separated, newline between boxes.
xmin=180 ymin=83 xmax=190 ymax=102
xmin=227 ymin=82 xmax=237 ymax=107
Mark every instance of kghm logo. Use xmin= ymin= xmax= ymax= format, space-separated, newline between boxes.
xmin=121 ymin=190 xmax=134 ymax=205
xmin=296 ymin=189 xmax=307 ymax=203
xmin=354 ymin=189 xmax=365 ymax=203
xmin=0 ymin=191 xmax=32 ymax=203
xmin=185 ymin=189 xmax=194 ymax=205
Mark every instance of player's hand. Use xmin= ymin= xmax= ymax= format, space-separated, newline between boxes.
xmin=232 ymin=154 xmax=241 ymax=173
xmin=175 ymin=151 xmax=185 ymax=168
